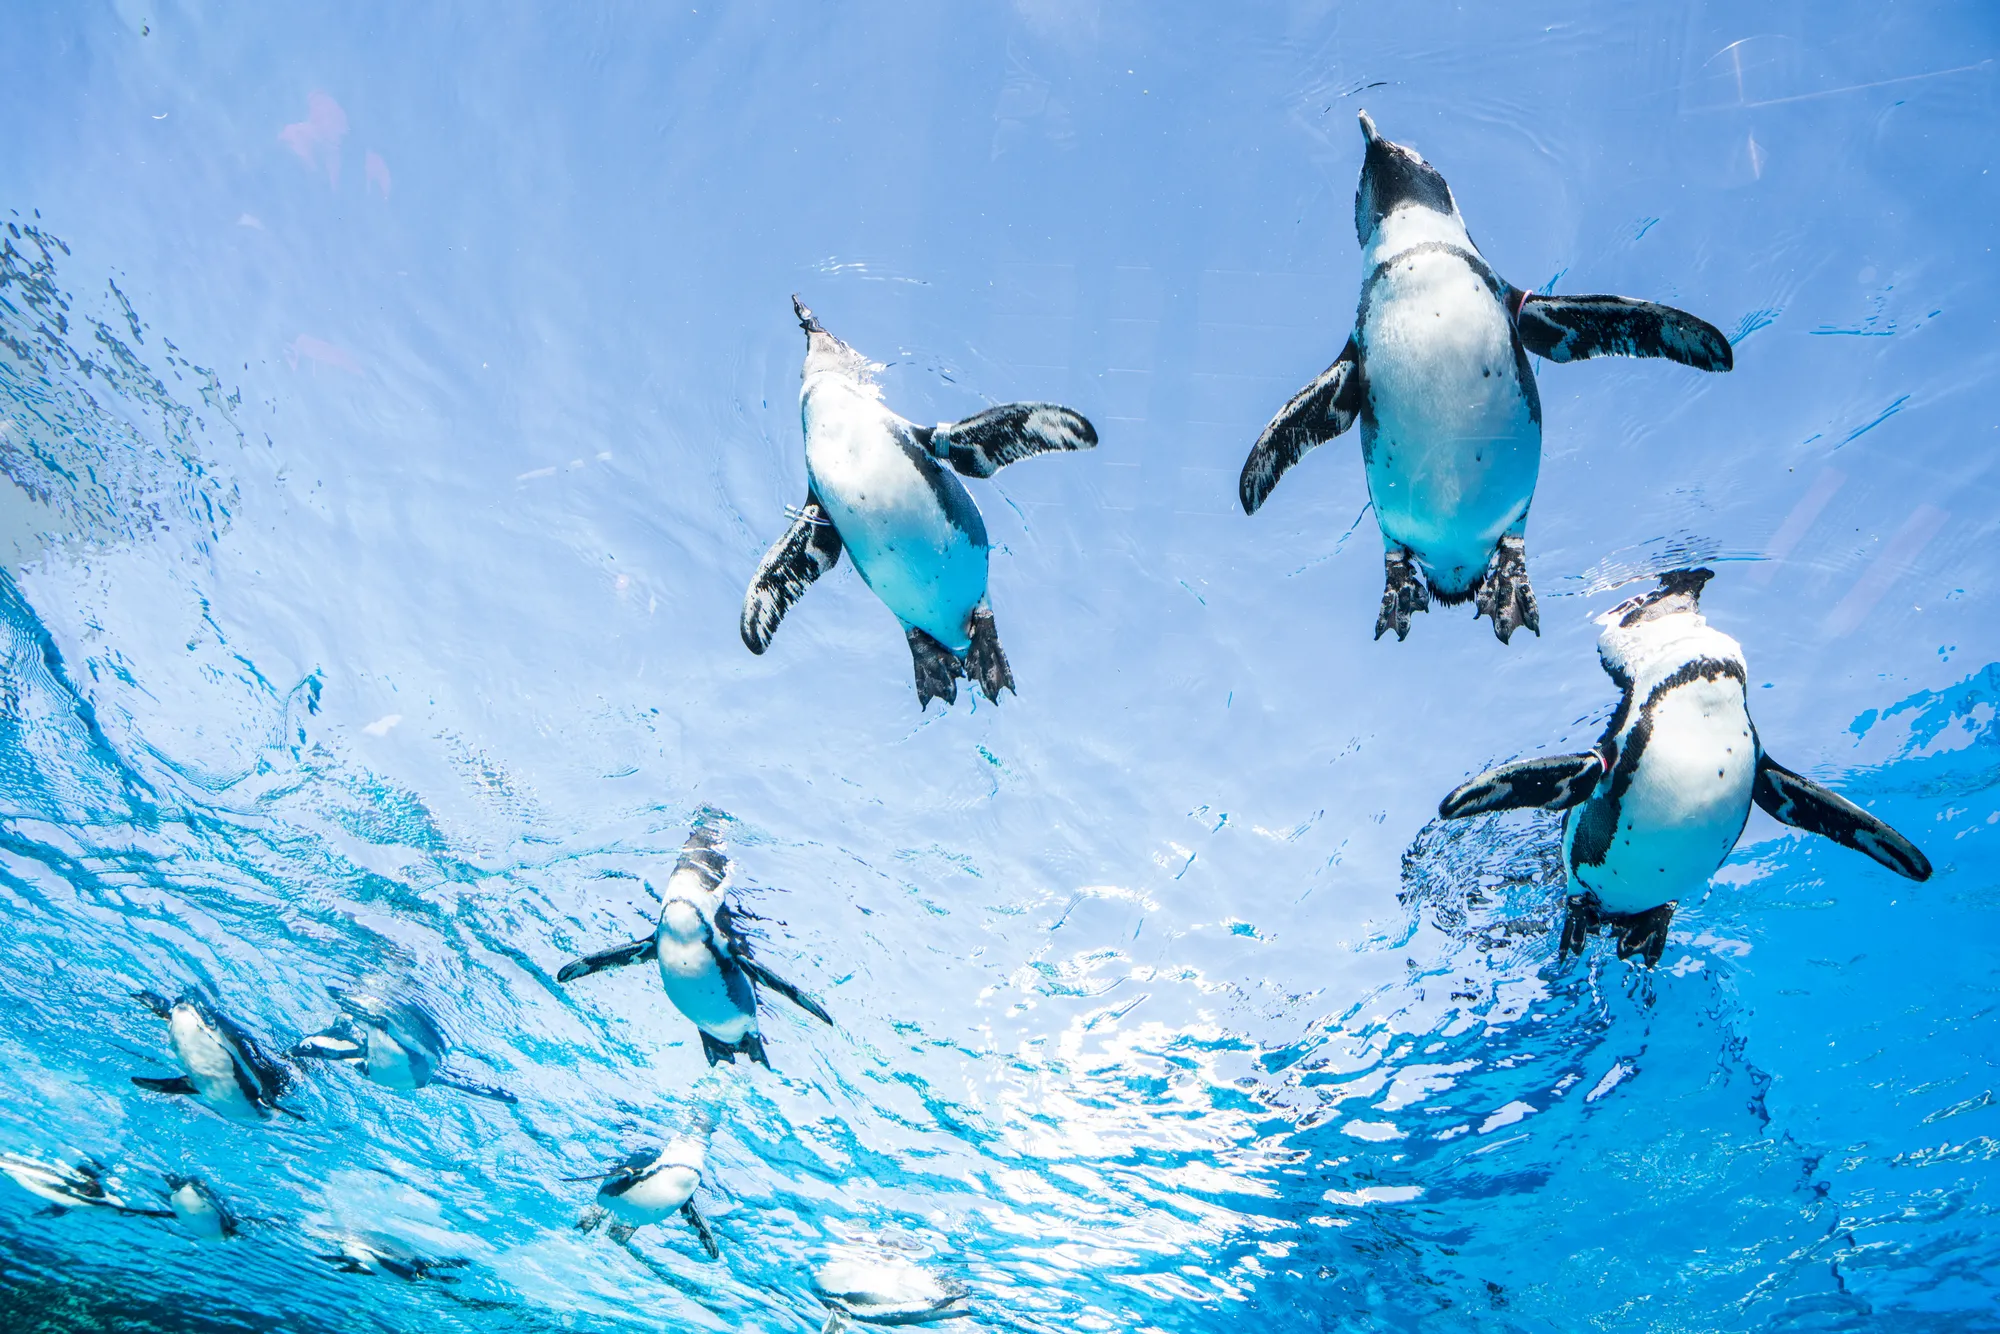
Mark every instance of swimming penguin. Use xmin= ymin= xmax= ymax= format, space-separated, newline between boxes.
xmin=1437 ymin=569 xmax=1932 ymax=964
xmin=813 ymin=1251 xmax=970 ymax=1328
xmin=568 ymin=1138 xmax=719 ymax=1258
xmin=162 ymin=1175 xmax=239 ymax=1241
xmin=1239 ymin=113 xmax=1733 ymax=643
xmin=316 ymin=1231 xmax=471 ymax=1282
xmin=557 ymin=825 xmax=832 ymax=1068
xmin=292 ymin=986 xmax=517 ymax=1104
xmin=130 ymin=991 xmax=303 ymax=1122
xmin=0 ymin=1153 xmax=171 ymax=1219
xmin=741 ymin=296 xmax=1098 ymax=709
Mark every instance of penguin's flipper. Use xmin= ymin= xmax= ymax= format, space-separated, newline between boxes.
xmin=964 ymin=603 xmax=1015 ymax=705
xmin=697 ymin=1031 xmax=740 ymax=1067
xmin=924 ymin=403 xmax=1097 ymax=479
xmin=1610 ymin=903 xmax=1676 ymax=967
xmin=556 ymin=938 xmax=659 ymax=984
xmin=1240 ymin=336 xmax=1362 ymax=514
xmin=1440 ymin=752 xmax=1604 ymax=819
xmin=116 ymin=1204 xmax=177 ymax=1220
xmin=131 ymin=1074 xmax=199 ymax=1096
xmin=1753 ymin=757 xmax=1933 ymax=881
xmin=1514 ymin=294 xmax=1733 ymax=372
xmin=738 ymin=957 xmax=833 ymax=1026
xmin=905 ymin=626 xmax=963 ymax=710
xmin=741 ymin=491 xmax=844 ymax=654
xmin=133 ymin=989 xmax=174 ymax=1018
xmin=33 ymin=1204 xmax=68 ymax=1218
xmin=681 ymin=1199 xmax=721 ymax=1260
xmin=430 ymin=1072 xmax=519 ymax=1105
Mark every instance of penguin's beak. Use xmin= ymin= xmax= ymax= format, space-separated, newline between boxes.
xmin=792 ymin=294 xmax=824 ymax=335
xmin=1357 ymin=110 xmax=1379 ymax=144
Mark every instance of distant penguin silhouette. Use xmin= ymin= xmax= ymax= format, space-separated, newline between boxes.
xmin=742 ymin=296 xmax=1097 ymax=709
xmin=1240 ymin=113 xmax=1733 ymax=643
xmin=568 ymin=1138 xmax=719 ymax=1258
xmin=130 ymin=991 xmax=302 ymax=1122
xmin=813 ymin=1249 xmax=970 ymax=1328
xmin=0 ymin=1153 xmax=171 ymax=1220
xmin=1438 ymin=569 xmax=1931 ymax=964
xmin=162 ymin=1175 xmax=239 ymax=1241
xmin=557 ymin=825 xmax=832 ymax=1068
xmin=315 ymin=1231 xmax=471 ymax=1282
xmin=293 ymin=986 xmax=517 ymax=1104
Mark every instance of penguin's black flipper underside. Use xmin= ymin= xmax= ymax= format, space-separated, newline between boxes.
xmin=681 ymin=1199 xmax=721 ymax=1260
xmin=924 ymin=403 xmax=1097 ymax=480
xmin=741 ymin=491 xmax=844 ymax=655
xmin=1439 ymin=752 xmax=1603 ymax=819
xmin=1514 ymin=294 xmax=1733 ymax=372
xmin=1753 ymin=756 xmax=1932 ymax=881
xmin=132 ymin=1074 xmax=198 ymax=1096
xmin=556 ymin=938 xmax=659 ymax=984
xmin=739 ymin=957 xmax=833 ymax=1025
xmin=1240 ymin=336 xmax=1362 ymax=515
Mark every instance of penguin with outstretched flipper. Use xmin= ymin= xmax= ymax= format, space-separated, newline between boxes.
xmin=130 ymin=991 xmax=303 ymax=1123
xmin=1241 ymin=113 xmax=1732 ymax=644
xmin=742 ymin=296 xmax=1097 ymax=709
xmin=1438 ymin=569 xmax=1931 ymax=964
xmin=557 ymin=825 xmax=832 ymax=1069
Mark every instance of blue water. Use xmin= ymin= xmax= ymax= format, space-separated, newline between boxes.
xmin=1 ymin=4 xmax=1995 ymax=1330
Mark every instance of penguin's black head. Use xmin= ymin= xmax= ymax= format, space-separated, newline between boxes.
xmin=792 ymin=294 xmax=826 ymax=336
xmin=1612 ymin=567 xmax=1715 ymax=627
xmin=1354 ymin=111 xmax=1457 ymax=242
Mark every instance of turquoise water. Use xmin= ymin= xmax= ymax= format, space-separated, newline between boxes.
xmin=0 ymin=4 xmax=1995 ymax=1330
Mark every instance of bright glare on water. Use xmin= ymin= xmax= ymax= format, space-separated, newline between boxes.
xmin=0 ymin=4 xmax=1995 ymax=1332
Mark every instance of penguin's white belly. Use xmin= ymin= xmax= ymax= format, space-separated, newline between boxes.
xmin=655 ymin=940 xmax=756 ymax=1041
xmin=169 ymin=1012 xmax=259 ymax=1118
xmin=803 ymin=385 xmax=987 ymax=652
xmin=363 ymin=1029 xmax=420 ymax=1091
xmin=170 ymin=1183 xmax=226 ymax=1241
xmin=604 ymin=1165 xmax=699 ymax=1225
xmin=1569 ymin=683 xmax=1758 ymax=914
xmin=1359 ymin=253 xmax=1539 ymax=594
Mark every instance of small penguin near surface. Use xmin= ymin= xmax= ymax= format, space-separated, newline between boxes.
xmin=742 ymin=296 xmax=1098 ymax=709
xmin=557 ymin=825 xmax=832 ymax=1068
xmin=813 ymin=1250 xmax=970 ymax=1328
xmin=1437 ymin=569 xmax=1932 ymax=965
xmin=1240 ymin=112 xmax=1733 ymax=644
xmin=130 ymin=991 xmax=303 ymax=1122
xmin=292 ymin=986 xmax=517 ymax=1104
xmin=568 ymin=1138 xmax=719 ymax=1258
xmin=315 ymin=1231 xmax=471 ymax=1282
xmin=162 ymin=1175 xmax=239 ymax=1241
xmin=0 ymin=1153 xmax=171 ymax=1220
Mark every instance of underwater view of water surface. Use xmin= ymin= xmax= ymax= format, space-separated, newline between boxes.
xmin=1 ymin=2 xmax=1997 ymax=1330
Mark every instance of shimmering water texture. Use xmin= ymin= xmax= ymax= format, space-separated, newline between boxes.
xmin=0 ymin=4 xmax=1996 ymax=1333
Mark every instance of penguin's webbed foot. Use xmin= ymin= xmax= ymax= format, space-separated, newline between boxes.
xmin=906 ymin=626 xmax=964 ymax=709
xmin=965 ymin=604 xmax=1015 ymax=704
xmin=1475 ymin=534 xmax=1539 ymax=644
xmin=1374 ymin=548 xmax=1429 ymax=641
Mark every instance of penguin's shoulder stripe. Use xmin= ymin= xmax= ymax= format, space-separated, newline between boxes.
xmin=1360 ymin=241 xmax=1506 ymax=308
xmin=890 ymin=424 xmax=988 ymax=546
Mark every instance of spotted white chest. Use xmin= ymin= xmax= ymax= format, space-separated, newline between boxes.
xmin=653 ymin=899 xmax=756 ymax=1042
xmin=801 ymin=374 xmax=989 ymax=652
xmin=1567 ymin=620 xmax=1759 ymax=916
xmin=1357 ymin=219 xmax=1540 ymax=596
xmin=169 ymin=1009 xmax=260 ymax=1119
xmin=603 ymin=1164 xmax=700 ymax=1225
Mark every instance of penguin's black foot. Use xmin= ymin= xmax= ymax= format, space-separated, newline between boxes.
xmin=906 ymin=626 xmax=964 ymax=709
xmin=1475 ymin=534 xmax=1539 ymax=644
xmin=1559 ymin=894 xmax=1676 ymax=968
xmin=1374 ymin=548 xmax=1430 ymax=641
xmin=964 ymin=605 xmax=1015 ymax=704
